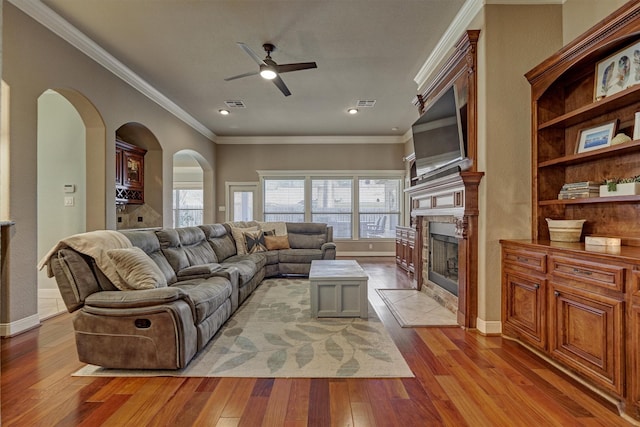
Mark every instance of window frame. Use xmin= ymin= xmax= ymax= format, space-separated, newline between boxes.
xmin=258 ymin=170 xmax=404 ymax=240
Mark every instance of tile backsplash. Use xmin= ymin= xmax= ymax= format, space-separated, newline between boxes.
xmin=116 ymin=204 xmax=162 ymax=230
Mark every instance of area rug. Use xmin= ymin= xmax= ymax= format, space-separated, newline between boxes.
xmin=74 ymin=278 xmax=413 ymax=378
xmin=376 ymin=289 xmax=458 ymax=327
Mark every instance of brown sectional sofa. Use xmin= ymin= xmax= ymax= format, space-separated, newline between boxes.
xmin=45 ymin=221 xmax=335 ymax=369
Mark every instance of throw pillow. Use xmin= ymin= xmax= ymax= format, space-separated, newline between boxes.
xmin=264 ymin=234 xmax=291 ymax=250
xmin=244 ymin=230 xmax=267 ymax=253
xmin=106 ymin=247 xmax=168 ymax=290
xmin=230 ymin=226 xmax=258 ymax=255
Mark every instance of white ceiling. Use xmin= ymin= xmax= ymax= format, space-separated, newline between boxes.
xmin=37 ymin=0 xmax=466 ymax=139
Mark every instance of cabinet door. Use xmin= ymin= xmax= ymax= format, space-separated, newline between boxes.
xmin=630 ymin=271 xmax=640 ymax=419
xmin=123 ymin=151 xmax=144 ymax=190
xmin=549 ymin=283 xmax=624 ymax=396
xmin=115 ymin=145 xmax=123 ymax=186
xmin=502 ymin=271 xmax=546 ymax=350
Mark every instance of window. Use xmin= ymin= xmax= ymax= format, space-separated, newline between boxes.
xmin=312 ymin=179 xmax=352 ymax=238
xmin=173 ymin=188 xmax=203 ymax=227
xmin=260 ymin=172 xmax=403 ymax=240
xmin=263 ymin=178 xmax=305 ymax=222
xmin=358 ymin=179 xmax=400 ymax=239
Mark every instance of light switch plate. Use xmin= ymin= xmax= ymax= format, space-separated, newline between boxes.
xmin=64 ymin=196 xmax=74 ymax=207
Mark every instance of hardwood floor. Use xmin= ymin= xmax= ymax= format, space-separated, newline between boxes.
xmin=1 ymin=257 xmax=633 ymax=426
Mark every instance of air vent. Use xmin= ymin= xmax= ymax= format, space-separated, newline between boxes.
xmin=224 ymin=100 xmax=246 ymax=108
xmin=356 ymin=100 xmax=376 ymax=108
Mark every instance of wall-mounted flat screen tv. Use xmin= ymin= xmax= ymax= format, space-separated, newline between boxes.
xmin=411 ymin=86 xmax=468 ymax=180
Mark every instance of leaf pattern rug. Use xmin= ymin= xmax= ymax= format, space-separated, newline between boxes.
xmin=74 ymin=278 xmax=414 ymax=378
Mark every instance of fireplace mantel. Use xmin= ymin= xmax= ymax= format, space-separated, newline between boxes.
xmin=406 ymin=171 xmax=483 ymax=238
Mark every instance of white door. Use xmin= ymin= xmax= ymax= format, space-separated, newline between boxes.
xmin=227 ymin=183 xmax=259 ymax=222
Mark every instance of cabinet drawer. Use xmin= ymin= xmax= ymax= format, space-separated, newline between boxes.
xmin=550 ymin=256 xmax=625 ymax=292
xmin=503 ymin=247 xmax=546 ymax=273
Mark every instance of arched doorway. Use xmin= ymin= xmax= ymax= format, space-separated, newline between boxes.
xmin=115 ymin=123 xmax=163 ymax=230
xmin=172 ymin=150 xmax=213 ymax=227
xmin=37 ymin=89 xmax=105 ymax=320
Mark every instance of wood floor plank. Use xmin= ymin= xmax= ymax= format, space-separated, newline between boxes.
xmin=1 ymin=257 xmax=635 ymax=426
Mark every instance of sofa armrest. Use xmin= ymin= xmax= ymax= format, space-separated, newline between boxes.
xmin=211 ymin=265 xmax=240 ymax=312
xmin=84 ymin=288 xmax=191 ymax=310
xmin=321 ymin=242 xmax=337 ymax=260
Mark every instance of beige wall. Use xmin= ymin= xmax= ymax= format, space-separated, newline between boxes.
xmin=2 ymin=4 xmax=215 ymax=331
xmin=476 ymin=4 xmax=563 ymax=330
xmin=563 ymin=0 xmax=629 ymax=44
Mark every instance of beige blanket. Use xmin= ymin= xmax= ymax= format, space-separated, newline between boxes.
xmin=37 ymin=230 xmax=132 ymax=290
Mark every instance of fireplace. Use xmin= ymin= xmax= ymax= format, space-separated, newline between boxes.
xmin=428 ymin=222 xmax=458 ymax=296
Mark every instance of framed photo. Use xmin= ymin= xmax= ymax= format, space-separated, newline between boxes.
xmin=594 ymin=40 xmax=640 ymax=100
xmin=576 ymin=120 xmax=617 ymax=153
xmin=634 ymin=111 xmax=640 ymax=140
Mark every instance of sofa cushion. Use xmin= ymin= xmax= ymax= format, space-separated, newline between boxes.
xmin=177 ymin=227 xmax=218 ymax=265
xmin=106 ymin=247 xmax=168 ymax=290
xmin=264 ymin=235 xmax=290 ymax=250
xmin=287 ymin=233 xmax=327 ymax=249
xmin=262 ymin=250 xmax=279 ymax=265
xmin=278 ymin=248 xmax=323 ymax=264
xmin=258 ymin=221 xmax=288 ymax=236
xmin=171 ymin=277 xmax=232 ymax=324
xmin=221 ymin=258 xmax=261 ymax=285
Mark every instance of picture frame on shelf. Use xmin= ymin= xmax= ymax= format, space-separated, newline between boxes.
xmin=594 ymin=40 xmax=640 ymax=100
xmin=634 ymin=111 xmax=640 ymax=140
xmin=576 ymin=120 xmax=617 ymax=153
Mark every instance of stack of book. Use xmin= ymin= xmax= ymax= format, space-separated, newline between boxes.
xmin=558 ymin=181 xmax=600 ymax=199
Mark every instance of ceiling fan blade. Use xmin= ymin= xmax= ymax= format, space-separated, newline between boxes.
xmin=272 ymin=75 xmax=292 ymax=96
xmin=237 ymin=42 xmax=266 ymax=66
xmin=224 ymin=70 xmax=259 ymax=81
xmin=275 ymin=62 xmax=318 ymax=74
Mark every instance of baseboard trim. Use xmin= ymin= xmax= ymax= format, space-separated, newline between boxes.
xmin=0 ymin=314 xmax=41 ymax=337
xmin=475 ymin=318 xmax=502 ymax=335
xmin=336 ymin=252 xmax=394 ymax=257
xmin=39 ymin=288 xmax=62 ymax=299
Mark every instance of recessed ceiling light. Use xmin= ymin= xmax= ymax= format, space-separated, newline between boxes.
xmin=391 ymin=127 xmax=399 ymax=131
xmin=347 ymin=108 xmax=359 ymax=115
xmin=219 ymin=109 xmax=230 ymax=115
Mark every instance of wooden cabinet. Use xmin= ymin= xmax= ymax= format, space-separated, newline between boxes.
xmin=116 ymin=139 xmax=146 ymax=205
xmin=395 ymin=226 xmax=415 ymax=277
xmin=500 ymin=4 xmax=640 ymax=421
xmin=501 ymin=246 xmax=547 ymax=350
xmin=501 ymin=241 xmax=633 ymax=411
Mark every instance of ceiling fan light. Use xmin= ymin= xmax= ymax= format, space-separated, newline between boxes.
xmin=260 ymin=67 xmax=277 ymax=80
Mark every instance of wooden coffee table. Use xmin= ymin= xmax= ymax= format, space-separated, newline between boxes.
xmin=309 ymin=260 xmax=368 ymax=318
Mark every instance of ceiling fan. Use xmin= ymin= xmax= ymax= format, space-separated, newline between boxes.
xmin=224 ymin=42 xmax=317 ymax=96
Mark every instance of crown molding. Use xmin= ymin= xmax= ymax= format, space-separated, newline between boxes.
xmin=414 ymin=0 xmax=483 ymax=91
xmin=8 ymin=0 xmax=216 ymax=141
xmin=215 ymin=135 xmax=406 ymax=145
xmin=414 ymin=0 xmax=564 ymax=91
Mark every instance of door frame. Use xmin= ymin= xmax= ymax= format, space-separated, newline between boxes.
xmin=225 ymin=182 xmax=260 ymax=222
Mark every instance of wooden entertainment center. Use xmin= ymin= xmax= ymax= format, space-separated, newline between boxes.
xmin=501 ymin=3 xmax=640 ymax=421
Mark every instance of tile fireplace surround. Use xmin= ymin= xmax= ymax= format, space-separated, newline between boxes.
xmin=406 ymin=171 xmax=483 ymax=328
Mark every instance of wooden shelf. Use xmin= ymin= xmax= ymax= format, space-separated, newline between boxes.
xmin=539 ymin=194 xmax=640 ymax=206
xmin=538 ymin=84 xmax=640 ymax=130
xmin=538 ymin=139 xmax=640 ymax=168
